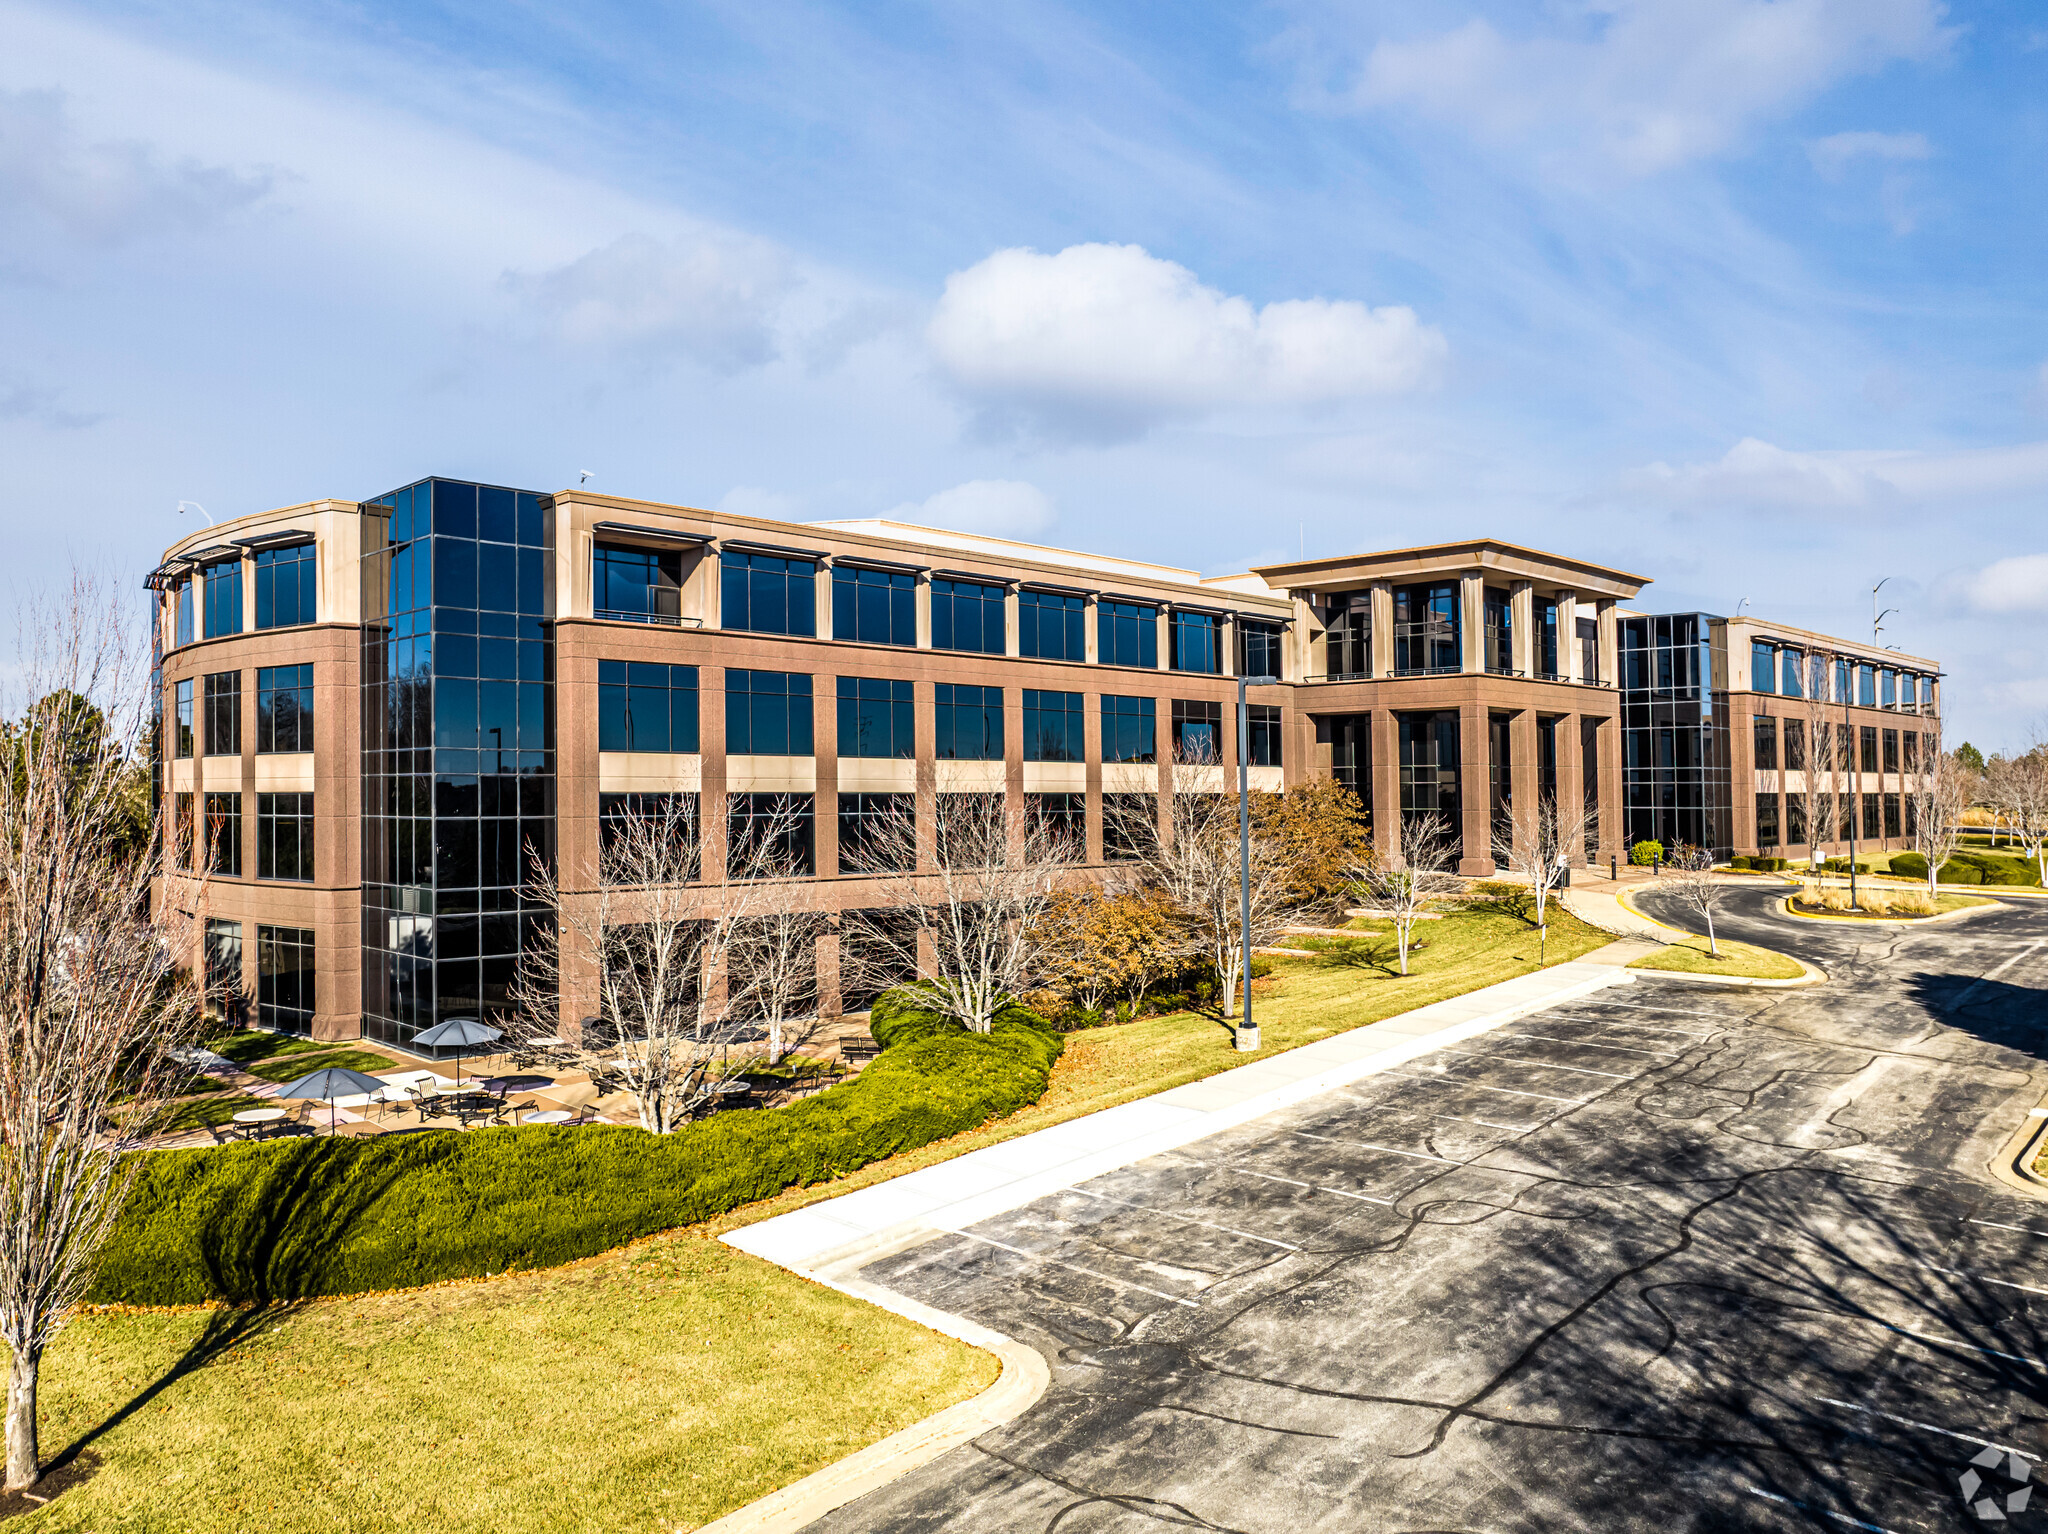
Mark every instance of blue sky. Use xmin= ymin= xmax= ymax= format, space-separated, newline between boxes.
xmin=3 ymin=0 xmax=2045 ymax=749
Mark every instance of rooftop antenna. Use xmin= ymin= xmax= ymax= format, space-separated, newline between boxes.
xmin=579 ymin=470 xmax=595 ymax=485
xmin=176 ymin=500 xmax=214 ymax=525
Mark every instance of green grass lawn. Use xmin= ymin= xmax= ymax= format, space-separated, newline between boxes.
xmin=29 ymin=902 xmax=1605 ymax=1531
xmin=161 ymin=1093 xmax=274 ymax=1134
xmin=200 ymin=1032 xmax=347 ymax=1068
xmin=20 ymin=1237 xmax=993 ymax=1533
xmin=702 ymin=901 xmax=1611 ymax=1239
xmin=239 ymin=1049 xmax=403 ymax=1084
xmin=1628 ymin=935 xmax=1804 ymax=979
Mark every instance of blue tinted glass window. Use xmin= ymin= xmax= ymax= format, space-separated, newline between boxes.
xmin=174 ymin=679 xmax=193 ymax=758
xmin=1099 ymin=601 xmax=1158 ymax=669
xmin=1857 ymin=664 xmax=1875 ymax=706
xmin=174 ymin=579 xmax=194 ymax=647
xmin=1170 ymin=611 xmax=1219 ymax=674
xmin=837 ymin=676 xmax=914 ymax=758
xmin=1018 ymin=590 xmax=1085 ymax=662
xmin=478 ymin=486 xmax=516 ymax=544
xmin=432 ymin=480 xmax=477 ymax=539
xmin=932 ymin=578 xmax=1005 ymax=654
xmin=1239 ymin=622 xmax=1283 ymax=680
xmin=256 ymin=664 xmax=313 ymax=753
xmin=255 ymin=543 xmax=316 ymax=630
xmin=1780 ymin=648 xmax=1803 ymax=698
xmin=726 ymin=670 xmax=813 ymax=756
xmin=479 ymin=543 xmax=517 ymax=613
xmin=1022 ymin=690 xmax=1082 ymax=762
xmin=832 ymin=566 xmax=915 ymax=646
xmin=1171 ymin=699 xmax=1221 ymax=761
xmin=1102 ymin=695 xmax=1156 ymax=763
xmin=594 ymin=542 xmax=683 ymax=623
xmin=1245 ymin=704 xmax=1282 ymax=766
xmin=722 ymin=553 xmax=817 ymax=637
xmin=432 ymin=539 xmax=477 ymax=609
xmin=202 ymin=559 xmax=243 ymax=638
xmin=1751 ymin=640 xmax=1776 ymax=693
xmin=598 ymin=662 xmax=698 ymax=752
xmin=934 ymin=683 xmax=1002 ymax=760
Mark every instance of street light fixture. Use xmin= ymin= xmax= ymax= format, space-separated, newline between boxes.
xmin=1235 ymin=672 xmax=1281 ymax=1053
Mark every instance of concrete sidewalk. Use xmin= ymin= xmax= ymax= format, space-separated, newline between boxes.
xmin=724 ymin=953 xmax=1638 ymax=1277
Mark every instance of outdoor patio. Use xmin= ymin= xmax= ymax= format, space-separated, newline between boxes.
xmin=154 ymin=1024 xmax=868 ymax=1148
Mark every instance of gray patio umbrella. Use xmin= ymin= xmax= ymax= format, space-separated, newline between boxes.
xmin=411 ymin=1016 xmax=504 ymax=1087
xmin=276 ymin=1066 xmax=390 ymax=1137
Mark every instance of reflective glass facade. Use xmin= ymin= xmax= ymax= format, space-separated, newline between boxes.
xmin=1619 ymin=613 xmax=1730 ymax=856
xmin=360 ymin=478 xmax=555 ymax=1052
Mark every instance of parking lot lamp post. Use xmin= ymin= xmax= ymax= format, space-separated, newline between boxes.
xmin=1236 ymin=673 xmax=1280 ymax=1053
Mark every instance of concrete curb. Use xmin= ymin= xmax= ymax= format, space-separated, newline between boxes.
xmin=707 ymin=957 xmax=1639 ymax=1531
xmin=1610 ymin=890 xmax=1827 ymax=988
xmin=1985 ymin=1096 xmax=2048 ymax=1205
xmin=695 ymin=1278 xmax=1049 ymax=1534
xmin=1776 ymin=894 xmax=2003 ymax=928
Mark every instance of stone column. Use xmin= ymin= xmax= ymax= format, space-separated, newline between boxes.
xmin=1508 ymin=709 xmax=1537 ymax=862
xmin=1084 ymin=690 xmax=1104 ymax=864
xmin=1004 ymin=586 xmax=1020 ymax=658
xmin=1157 ymin=606 xmax=1172 ymax=673
xmin=813 ymin=674 xmax=840 ymax=879
xmin=814 ymin=559 xmax=834 ymax=640
xmin=915 ymin=572 xmax=933 ymax=649
xmin=1457 ymin=700 xmax=1492 ymax=875
xmin=1372 ymin=709 xmax=1400 ymax=864
xmin=1370 ymin=582 xmax=1394 ymax=677
xmin=1597 ymin=599 xmax=1618 ymax=690
xmin=1510 ymin=581 xmax=1534 ymax=676
xmin=1459 ymin=571 xmax=1485 ymax=675
xmin=1084 ymin=595 xmax=1100 ymax=665
xmin=1556 ymin=711 xmax=1585 ymax=864
xmin=1559 ymin=592 xmax=1582 ymax=683
xmin=1221 ymin=614 xmax=1237 ymax=678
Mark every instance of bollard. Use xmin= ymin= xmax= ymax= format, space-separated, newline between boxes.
xmin=1610 ymin=856 xmax=1618 ymax=882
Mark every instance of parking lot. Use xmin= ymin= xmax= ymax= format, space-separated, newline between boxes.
xmin=819 ymin=890 xmax=2048 ymax=1533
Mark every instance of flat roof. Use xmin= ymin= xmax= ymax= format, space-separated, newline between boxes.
xmin=1253 ymin=538 xmax=1650 ymax=599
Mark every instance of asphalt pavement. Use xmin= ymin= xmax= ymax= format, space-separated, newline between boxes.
xmin=815 ymin=887 xmax=2048 ymax=1533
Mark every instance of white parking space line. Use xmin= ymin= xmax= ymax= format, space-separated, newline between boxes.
xmin=942 ymin=1229 xmax=1202 ymax=1309
xmin=1951 ymin=940 xmax=2048 ymax=1008
xmin=1066 ymin=1187 xmax=1304 ymax=1252
xmin=1916 ymin=1262 xmax=2048 ymax=1299
xmin=1810 ymin=1393 xmax=2038 ymax=1461
xmin=1165 ymin=1154 xmax=1397 ymax=1207
xmin=1886 ymin=1322 xmax=2047 ymax=1372
xmin=1744 ymin=1486 xmax=1907 ymax=1534
xmin=1288 ymin=1130 xmax=1463 ymax=1166
xmin=1972 ymin=1218 xmax=2048 ymax=1239
xmin=1383 ymin=1070 xmax=1589 ymax=1105
xmin=1509 ymin=1032 xmax=1681 ymax=1058
xmin=1567 ymin=1000 xmax=1724 ymax=1027
xmin=1430 ymin=1111 xmax=1537 ymax=1133
xmin=1438 ymin=1047 xmax=1631 ymax=1079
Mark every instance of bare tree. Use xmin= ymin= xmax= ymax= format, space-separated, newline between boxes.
xmin=728 ymin=884 xmax=828 ymax=1066
xmin=1104 ymin=784 xmax=1299 ymax=1021
xmin=1909 ymin=736 xmax=1972 ymax=897
xmin=0 ymin=577 xmax=201 ymax=1491
xmin=1351 ymin=812 xmax=1459 ymax=976
xmin=839 ymin=792 xmax=1077 ymax=1033
xmin=512 ymin=792 xmax=808 ymax=1132
xmin=1986 ymin=738 xmax=2048 ymax=884
xmin=1490 ymin=793 xmax=1596 ymax=964
xmin=1663 ymin=844 xmax=1727 ymax=957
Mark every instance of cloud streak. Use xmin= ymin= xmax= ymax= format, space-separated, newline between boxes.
xmin=1620 ymin=436 xmax=2048 ymax=517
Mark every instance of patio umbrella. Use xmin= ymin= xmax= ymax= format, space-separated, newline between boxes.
xmin=411 ymin=1016 xmax=504 ymax=1087
xmin=275 ymin=1066 xmax=390 ymax=1137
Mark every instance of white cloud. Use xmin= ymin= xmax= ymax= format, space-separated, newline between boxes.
xmin=0 ymin=373 xmax=101 ymax=430
xmin=884 ymin=479 xmax=1056 ymax=537
xmin=1623 ymin=436 xmax=2048 ymax=516
xmin=1806 ymin=129 xmax=1933 ymax=180
xmin=928 ymin=243 xmax=1444 ymax=443
xmin=0 ymin=85 xmax=273 ymax=246
xmin=1347 ymin=1 xmax=1952 ymax=176
xmin=504 ymin=231 xmax=797 ymax=372
xmin=1950 ymin=555 xmax=2048 ymax=616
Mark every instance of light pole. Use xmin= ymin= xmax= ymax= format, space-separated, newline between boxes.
xmin=1872 ymin=576 xmax=1896 ymax=648
xmin=1235 ymin=672 xmax=1280 ymax=1052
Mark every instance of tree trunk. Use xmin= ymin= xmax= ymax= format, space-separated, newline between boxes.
xmin=1704 ymin=910 xmax=1719 ymax=960
xmin=1397 ymin=918 xmax=1410 ymax=977
xmin=6 ymin=1345 xmax=39 ymax=1493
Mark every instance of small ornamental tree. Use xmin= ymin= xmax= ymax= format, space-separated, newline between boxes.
xmin=1352 ymin=812 xmax=1459 ymax=976
xmin=1251 ymin=778 xmax=1371 ymax=920
xmin=1663 ymin=843 xmax=1726 ymax=957
xmin=1492 ymin=794 xmax=1596 ymax=964
xmin=1908 ymin=738 xmax=1972 ymax=897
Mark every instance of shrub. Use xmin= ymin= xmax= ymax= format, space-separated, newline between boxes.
xmin=91 ymin=990 xmax=1062 ymax=1306
xmin=1953 ymin=851 xmax=2041 ymax=887
xmin=1730 ymin=855 xmax=1752 ymax=870
xmin=1890 ymin=852 xmax=1929 ymax=880
xmin=1937 ymin=860 xmax=1984 ymax=886
xmin=1630 ymin=840 xmax=1664 ymax=866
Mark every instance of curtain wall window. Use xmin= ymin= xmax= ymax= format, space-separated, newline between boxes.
xmin=202 ymin=559 xmax=243 ymax=638
xmin=726 ymin=670 xmax=814 ymax=755
xmin=721 ymin=552 xmax=817 ymax=636
xmin=836 ymin=676 xmax=913 ymax=759
xmin=931 ymin=578 xmax=1005 ymax=654
xmin=256 ymin=925 xmax=316 ymax=1033
xmin=1171 ymin=699 xmax=1221 ymax=761
xmin=837 ymin=792 xmax=911 ymax=873
xmin=598 ymin=661 xmax=699 ymax=752
xmin=594 ymin=542 xmax=684 ymax=625
xmin=1170 ymin=611 xmax=1221 ymax=674
xmin=1023 ymin=690 xmax=1083 ymax=762
xmin=1099 ymin=600 xmax=1158 ymax=668
xmin=832 ymin=566 xmax=916 ymax=646
xmin=1245 ymin=704 xmax=1281 ymax=766
xmin=1751 ymin=640 xmax=1776 ymax=693
xmin=203 ymin=671 xmax=240 ymax=755
xmin=256 ymin=793 xmax=314 ymax=881
xmin=256 ymin=664 xmax=314 ymax=753
xmin=1102 ymin=695 xmax=1157 ymax=763
xmin=934 ymin=683 xmax=1002 ymax=760
xmin=174 ymin=680 xmax=194 ymax=758
xmin=1018 ymin=590 xmax=1085 ymax=661
xmin=255 ymin=543 xmax=317 ymax=629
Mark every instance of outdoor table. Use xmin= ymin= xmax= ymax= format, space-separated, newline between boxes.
xmin=232 ymin=1108 xmax=287 ymax=1125
xmin=524 ymin=1109 xmax=572 ymax=1125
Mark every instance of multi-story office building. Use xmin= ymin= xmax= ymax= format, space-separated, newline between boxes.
xmin=150 ymin=480 xmax=1941 ymax=1048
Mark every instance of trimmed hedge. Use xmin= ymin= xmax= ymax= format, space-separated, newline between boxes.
xmin=1891 ymin=850 xmax=2040 ymax=886
xmin=91 ymin=997 xmax=1062 ymax=1306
